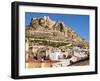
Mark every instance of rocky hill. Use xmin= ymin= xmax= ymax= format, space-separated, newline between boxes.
xmin=25 ymin=16 xmax=89 ymax=48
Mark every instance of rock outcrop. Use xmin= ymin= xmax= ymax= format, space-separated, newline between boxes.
xmin=26 ymin=16 xmax=89 ymax=48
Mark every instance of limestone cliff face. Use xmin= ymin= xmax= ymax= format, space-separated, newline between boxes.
xmin=26 ymin=16 xmax=89 ymax=48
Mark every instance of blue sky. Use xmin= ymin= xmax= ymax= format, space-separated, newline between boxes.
xmin=25 ymin=12 xmax=89 ymax=41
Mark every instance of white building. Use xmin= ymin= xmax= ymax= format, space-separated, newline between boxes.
xmin=49 ymin=51 xmax=60 ymax=60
